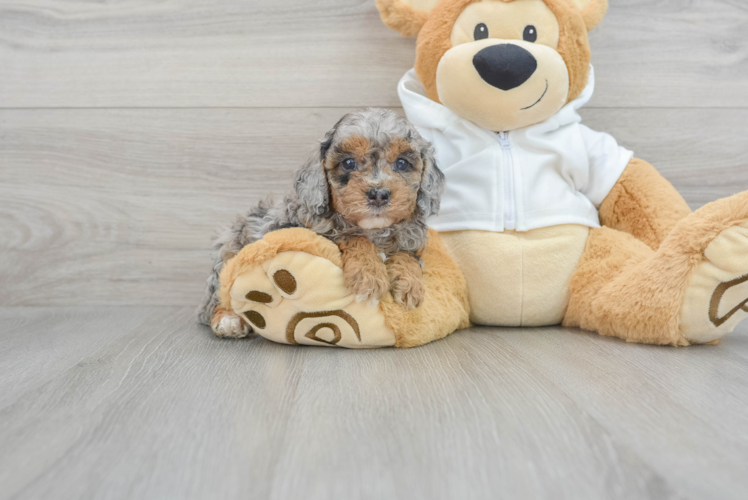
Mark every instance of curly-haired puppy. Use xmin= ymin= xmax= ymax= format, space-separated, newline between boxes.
xmin=198 ymin=108 xmax=445 ymax=338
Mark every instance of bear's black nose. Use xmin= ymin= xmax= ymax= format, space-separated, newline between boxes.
xmin=473 ymin=44 xmax=537 ymax=91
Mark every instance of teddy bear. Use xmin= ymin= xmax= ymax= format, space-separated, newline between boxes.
xmin=218 ymin=0 xmax=747 ymax=348
xmin=374 ymin=0 xmax=748 ymax=346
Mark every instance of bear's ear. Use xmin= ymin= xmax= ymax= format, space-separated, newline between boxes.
xmin=376 ymin=0 xmax=441 ymax=37
xmin=574 ymin=0 xmax=608 ymax=31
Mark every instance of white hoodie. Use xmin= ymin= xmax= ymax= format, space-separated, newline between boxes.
xmin=398 ymin=66 xmax=634 ymax=232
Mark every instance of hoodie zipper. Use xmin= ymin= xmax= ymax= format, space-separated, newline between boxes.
xmin=497 ymin=131 xmax=516 ymax=231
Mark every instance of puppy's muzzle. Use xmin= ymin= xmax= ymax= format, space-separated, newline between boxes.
xmin=473 ymin=44 xmax=537 ymax=91
xmin=366 ymin=187 xmax=391 ymax=208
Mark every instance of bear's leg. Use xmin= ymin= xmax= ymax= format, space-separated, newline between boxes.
xmin=599 ymin=158 xmax=692 ymax=250
xmin=220 ymin=228 xmax=470 ymax=348
xmin=565 ymin=191 xmax=748 ymax=346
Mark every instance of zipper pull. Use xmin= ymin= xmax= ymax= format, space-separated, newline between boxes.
xmin=497 ymin=131 xmax=511 ymax=148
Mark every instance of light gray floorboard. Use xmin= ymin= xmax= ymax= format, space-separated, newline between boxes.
xmin=0 ymin=0 xmax=747 ymax=108
xmin=2 ymin=107 xmax=747 ymax=307
xmin=490 ymin=326 xmax=748 ymax=500
xmin=0 ymin=307 xmax=166 ymax=410
xmin=0 ymin=308 xmax=746 ymax=500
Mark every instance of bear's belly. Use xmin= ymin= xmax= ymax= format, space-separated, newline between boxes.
xmin=440 ymin=225 xmax=590 ymax=327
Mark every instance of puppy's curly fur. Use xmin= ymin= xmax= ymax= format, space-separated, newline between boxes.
xmin=198 ymin=108 xmax=445 ymax=335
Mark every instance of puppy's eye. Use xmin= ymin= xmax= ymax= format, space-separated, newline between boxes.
xmin=395 ymin=158 xmax=411 ymax=171
xmin=342 ymin=158 xmax=357 ymax=171
xmin=523 ymin=25 xmax=537 ymax=43
xmin=474 ymin=23 xmax=488 ymax=41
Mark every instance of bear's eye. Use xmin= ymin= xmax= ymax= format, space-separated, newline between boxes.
xmin=395 ymin=158 xmax=411 ymax=171
xmin=474 ymin=23 xmax=489 ymax=41
xmin=523 ymin=25 xmax=538 ymax=43
xmin=342 ymin=158 xmax=357 ymax=171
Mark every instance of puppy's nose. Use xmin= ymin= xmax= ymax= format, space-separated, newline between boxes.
xmin=473 ymin=44 xmax=537 ymax=91
xmin=366 ymin=188 xmax=391 ymax=207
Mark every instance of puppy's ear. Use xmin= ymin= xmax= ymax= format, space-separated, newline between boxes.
xmin=294 ymin=131 xmax=335 ymax=217
xmin=416 ymin=146 xmax=445 ymax=218
xmin=376 ymin=0 xmax=440 ymax=37
xmin=574 ymin=0 xmax=608 ymax=31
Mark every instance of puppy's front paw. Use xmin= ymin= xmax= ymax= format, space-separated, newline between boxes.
xmin=345 ymin=263 xmax=390 ymax=305
xmin=387 ymin=253 xmax=424 ymax=310
xmin=340 ymin=237 xmax=390 ymax=305
xmin=211 ymin=309 xmax=251 ymax=339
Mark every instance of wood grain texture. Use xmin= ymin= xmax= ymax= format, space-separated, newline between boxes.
xmin=0 ymin=307 xmax=166 ymax=411
xmin=490 ymin=326 xmax=748 ymax=500
xmin=0 ymin=0 xmax=747 ymax=108
xmin=0 ymin=307 xmax=746 ymax=500
xmin=2 ymin=107 xmax=747 ymax=307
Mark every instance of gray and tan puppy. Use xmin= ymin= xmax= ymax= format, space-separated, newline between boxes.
xmin=198 ymin=108 xmax=445 ymax=338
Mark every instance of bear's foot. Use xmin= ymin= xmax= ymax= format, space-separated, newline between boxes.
xmin=680 ymin=221 xmax=748 ymax=344
xmin=221 ymin=230 xmax=396 ymax=348
xmin=571 ymin=190 xmax=748 ymax=346
xmin=218 ymin=227 xmax=470 ymax=349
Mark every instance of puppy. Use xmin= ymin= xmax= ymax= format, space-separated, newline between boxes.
xmin=198 ymin=108 xmax=445 ymax=338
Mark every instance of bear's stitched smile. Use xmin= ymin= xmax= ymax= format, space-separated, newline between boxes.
xmin=521 ymin=80 xmax=549 ymax=110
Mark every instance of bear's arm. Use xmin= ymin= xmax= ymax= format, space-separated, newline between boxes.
xmin=598 ymin=158 xmax=692 ymax=250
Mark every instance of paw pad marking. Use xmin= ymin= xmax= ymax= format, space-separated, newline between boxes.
xmin=246 ymin=291 xmax=273 ymax=303
xmin=285 ymin=310 xmax=361 ymax=345
xmin=680 ymin=221 xmax=748 ymax=344
xmin=709 ymin=273 xmax=748 ymax=328
xmin=229 ymin=250 xmax=395 ymax=348
xmin=244 ymin=310 xmax=266 ymax=329
xmin=305 ymin=324 xmax=341 ymax=345
xmin=273 ymin=270 xmax=297 ymax=295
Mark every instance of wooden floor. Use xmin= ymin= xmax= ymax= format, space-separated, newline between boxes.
xmin=1 ymin=309 xmax=748 ymax=500
xmin=2 ymin=0 xmax=748 ymax=498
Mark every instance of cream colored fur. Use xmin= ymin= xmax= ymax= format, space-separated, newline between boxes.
xmin=441 ymin=225 xmax=589 ymax=326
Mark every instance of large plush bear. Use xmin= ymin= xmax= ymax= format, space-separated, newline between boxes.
xmin=218 ymin=0 xmax=747 ymax=348
xmin=375 ymin=0 xmax=748 ymax=345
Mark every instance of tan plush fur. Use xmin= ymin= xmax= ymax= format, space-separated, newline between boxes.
xmin=566 ymin=191 xmax=748 ymax=346
xmin=599 ymin=158 xmax=693 ymax=250
xmin=382 ymin=230 xmax=471 ymax=347
xmin=219 ymin=228 xmax=343 ymax=311
xmin=339 ymin=236 xmax=392 ymax=303
xmin=578 ymin=0 xmax=608 ymax=31
xmin=414 ymin=0 xmax=480 ymax=103
xmin=564 ymin=227 xmax=655 ymax=336
xmin=376 ymin=0 xmax=432 ymax=37
xmin=543 ymin=0 xmax=593 ymax=103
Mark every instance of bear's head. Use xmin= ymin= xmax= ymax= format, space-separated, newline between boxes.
xmin=377 ymin=0 xmax=608 ymax=131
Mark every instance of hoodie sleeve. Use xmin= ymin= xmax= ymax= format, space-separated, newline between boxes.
xmin=578 ymin=125 xmax=634 ymax=207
